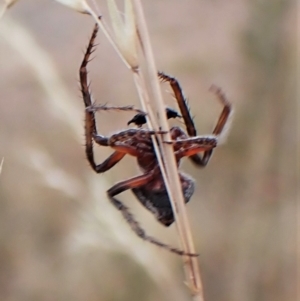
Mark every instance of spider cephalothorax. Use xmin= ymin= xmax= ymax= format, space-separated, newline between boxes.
xmin=80 ymin=24 xmax=232 ymax=256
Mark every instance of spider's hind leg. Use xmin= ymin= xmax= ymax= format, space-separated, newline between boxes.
xmin=107 ymin=171 xmax=198 ymax=257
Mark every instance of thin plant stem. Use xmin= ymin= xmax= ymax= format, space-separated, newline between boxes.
xmin=131 ymin=1 xmax=204 ymax=300
xmin=86 ymin=6 xmax=132 ymax=69
xmin=131 ymin=70 xmax=172 ymax=196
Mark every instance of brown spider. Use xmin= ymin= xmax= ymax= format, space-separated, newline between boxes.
xmin=80 ymin=24 xmax=232 ymax=256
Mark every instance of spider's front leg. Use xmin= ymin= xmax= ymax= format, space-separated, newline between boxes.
xmin=158 ymin=72 xmax=232 ymax=167
xmin=80 ymin=23 xmax=126 ymax=173
xmin=107 ymin=169 xmax=198 ymax=257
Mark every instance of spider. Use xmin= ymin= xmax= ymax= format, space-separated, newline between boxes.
xmin=80 ymin=24 xmax=232 ymax=256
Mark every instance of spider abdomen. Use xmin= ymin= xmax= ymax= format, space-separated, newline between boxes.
xmin=132 ymin=173 xmax=195 ymax=226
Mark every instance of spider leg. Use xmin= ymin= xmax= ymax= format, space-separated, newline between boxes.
xmin=173 ymin=136 xmax=217 ymax=160
xmin=80 ymin=24 xmax=125 ymax=172
xmin=158 ymin=72 xmax=232 ymax=167
xmin=192 ymin=85 xmax=232 ymax=166
xmin=107 ymin=170 xmax=198 ymax=257
xmin=167 ymin=127 xmax=217 ymax=159
xmin=158 ymin=72 xmax=197 ymax=136
xmin=209 ymin=85 xmax=232 ymax=136
xmin=88 ymin=104 xmax=145 ymax=115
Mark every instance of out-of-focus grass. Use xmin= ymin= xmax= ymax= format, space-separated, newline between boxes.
xmin=0 ymin=1 xmax=296 ymax=301
xmin=0 ymin=158 xmax=3 ymax=175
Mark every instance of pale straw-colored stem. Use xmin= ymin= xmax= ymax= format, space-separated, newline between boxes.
xmin=86 ymin=7 xmax=132 ymax=69
xmin=91 ymin=0 xmax=205 ymax=298
xmin=132 ymin=1 xmax=204 ymax=300
xmin=132 ymin=70 xmax=172 ymax=194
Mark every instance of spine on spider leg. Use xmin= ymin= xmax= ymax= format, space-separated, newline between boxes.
xmin=79 ymin=24 xmax=100 ymax=170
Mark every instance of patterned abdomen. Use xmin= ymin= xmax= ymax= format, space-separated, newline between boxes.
xmin=132 ymin=175 xmax=195 ymax=226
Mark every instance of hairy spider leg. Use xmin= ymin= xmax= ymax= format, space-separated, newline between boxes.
xmin=169 ymin=131 xmax=218 ymax=160
xmin=158 ymin=72 xmax=232 ymax=167
xmin=80 ymin=24 xmax=126 ymax=172
xmin=107 ymin=169 xmax=198 ymax=256
xmin=80 ymin=24 xmax=196 ymax=256
xmin=79 ymin=25 xmax=131 ymax=173
xmin=209 ymin=85 xmax=232 ymax=135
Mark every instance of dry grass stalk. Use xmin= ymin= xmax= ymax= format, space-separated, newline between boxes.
xmin=104 ymin=0 xmax=173 ymax=205
xmin=0 ymin=0 xmax=19 ymax=19
xmin=96 ymin=0 xmax=204 ymax=298
xmin=131 ymin=1 xmax=204 ymax=300
xmin=88 ymin=0 xmax=204 ymax=298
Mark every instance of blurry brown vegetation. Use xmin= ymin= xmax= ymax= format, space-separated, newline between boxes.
xmin=0 ymin=1 xmax=297 ymax=301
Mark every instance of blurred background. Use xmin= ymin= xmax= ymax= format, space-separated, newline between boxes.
xmin=0 ymin=0 xmax=297 ymax=300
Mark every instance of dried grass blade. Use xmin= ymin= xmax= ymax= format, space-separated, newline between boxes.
xmin=131 ymin=1 xmax=205 ymax=300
